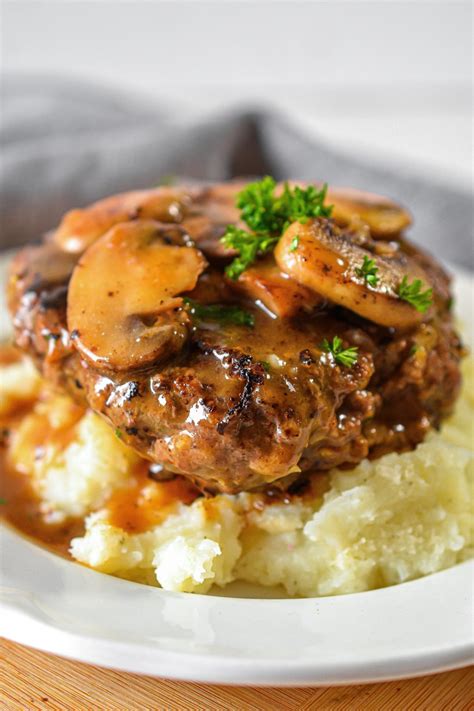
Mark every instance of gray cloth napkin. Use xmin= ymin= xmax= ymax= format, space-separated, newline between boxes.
xmin=1 ymin=75 xmax=472 ymax=269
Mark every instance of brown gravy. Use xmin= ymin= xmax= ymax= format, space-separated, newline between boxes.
xmin=1 ymin=442 xmax=201 ymax=557
xmin=0 ymin=347 xmax=200 ymax=556
xmin=105 ymin=460 xmax=200 ymax=534
xmin=0 ymin=450 xmax=84 ymax=557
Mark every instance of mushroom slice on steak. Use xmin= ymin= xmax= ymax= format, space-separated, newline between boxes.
xmin=54 ymin=187 xmax=192 ymax=254
xmin=327 ymin=186 xmax=412 ymax=238
xmin=228 ymin=256 xmax=323 ymax=318
xmin=67 ymin=220 xmax=207 ymax=370
xmin=275 ymin=218 xmax=432 ymax=330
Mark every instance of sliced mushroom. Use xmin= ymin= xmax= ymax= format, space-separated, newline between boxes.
xmin=327 ymin=187 xmax=412 ymax=238
xmin=185 ymin=269 xmax=234 ymax=304
xmin=274 ymin=219 xmax=432 ymax=330
xmin=181 ymin=182 xmax=246 ymax=259
xmin=54 ymin=187 xmax=194 ymax=254
xmin=67 ymin=220 xmax=207 ymax=370
xmin=180 ymin=215 xmax=235 ymax=259
xmin=228 ymin=256 xmax=323 ymax=318
xmin=8 ymin=243 xmax=77 ymax=303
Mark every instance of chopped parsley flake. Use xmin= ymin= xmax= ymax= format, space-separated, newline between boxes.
xmin=289 ymin=235 xmax=300 ymax=252
xmin=355 ymin=255 xmax=379 ymax=287
xmin=321 ymin=336 xmax=359 ymax=368
xmin=397 ymin=276 xmax=433 ymax=313
xmin=184 ymin=298 xmax=255 ymax=328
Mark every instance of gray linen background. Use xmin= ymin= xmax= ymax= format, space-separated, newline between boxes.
xmin=1 ymin=75 xmax=472 ymax=269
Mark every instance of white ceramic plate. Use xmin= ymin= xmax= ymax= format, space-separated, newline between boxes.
xmin=0 ymin=259 xmax=473 ymax=686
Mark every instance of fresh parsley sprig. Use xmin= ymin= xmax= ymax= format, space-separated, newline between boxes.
xmin=221 ymin=227 xmax=280 ymax=281
xmin=397 ymin=276 xmax=433 ymax=313
xmin=184 ymin=298 xmax=255 ymax=328
xmin=221 ymin=177 xmax=333 ymax=279
xmin=355 ymin=255 xmax=379 ymax=287
xmin=321 ymin=336 xmax=359 ymax=368
xmin=277 ymin=182 xmax=333 ymax=226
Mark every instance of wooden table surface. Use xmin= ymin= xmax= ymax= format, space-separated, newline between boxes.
xmin=0 ymin=638 xmax=472 ymax=710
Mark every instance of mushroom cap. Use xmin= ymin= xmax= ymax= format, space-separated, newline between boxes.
xmin=67 ymin=220 xmax=207 ymax=370
xmin=327 ymin=186 xmax=412 ymax=238
xmin=54 ymin=187 xmax=191 ymax=254
xmin=229 ymin=255 xmax=323 ymax=318
xmin=275 ymin=219 xmax=431 ymax=330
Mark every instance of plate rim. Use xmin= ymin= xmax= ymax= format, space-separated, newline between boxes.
xmin=2 ymin=607 xmax=472 ymax=687
xmin=1 ymin=532 xmax=473 ymax=686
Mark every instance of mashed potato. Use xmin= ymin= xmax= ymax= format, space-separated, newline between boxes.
xmin=437 ymin=354 xmax=474 ymax=451
xmin=0 ymin=356 xmax=41 ymax=415
xmin=10 ymin=392 xmax=139 ymax=519
xmin=3 ymin=356 xmax=473 ymax=597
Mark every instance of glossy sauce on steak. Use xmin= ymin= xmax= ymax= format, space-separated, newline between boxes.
xmin=7 ymin=182 xmax=463 ymax=493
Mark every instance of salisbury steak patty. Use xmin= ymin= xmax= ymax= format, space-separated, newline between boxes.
xmin=8 ymin=182 xmax=463 ymax=493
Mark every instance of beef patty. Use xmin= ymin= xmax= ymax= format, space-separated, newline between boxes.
xmin=7 ymin=183 xmax=463 ymax=493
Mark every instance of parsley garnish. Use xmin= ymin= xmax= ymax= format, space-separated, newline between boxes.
xmin=221 ymin=177 xmax=333 ymax=279
xmin=114 ymin=428 xmax=122 ymax=440
xmin=321 ymin=336 xmax=358 ymax=368
xmin=289 ymin=235 xmax=300 ymax=252
xmin=397 ymin=276 xmax=433 ymax=313
xmin=221 ymin=227 xmax=280 ymax=281
xmin=355 ymin=255 xmax=379 ymax=287
xmin=184 ymin=298 xmax=254 ymax=327
xmin=0 ymin=497 xmax=6 ymax=505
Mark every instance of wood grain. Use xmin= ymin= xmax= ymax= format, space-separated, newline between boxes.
xmin=0 ymin=638 xmax=472 ymax=711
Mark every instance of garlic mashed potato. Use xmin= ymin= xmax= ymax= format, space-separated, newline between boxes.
xmin=2 ymin=355 xmax=473 ymax=597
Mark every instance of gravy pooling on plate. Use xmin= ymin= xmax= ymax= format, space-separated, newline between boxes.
xmin=0 ymin=346 xmax=201 ymax=552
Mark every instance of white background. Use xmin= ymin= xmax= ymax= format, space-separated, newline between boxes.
xmin=2 ymin=0 xmax=472 ymax=189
